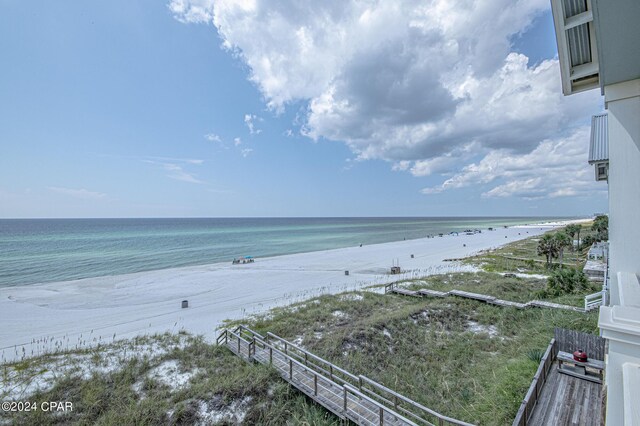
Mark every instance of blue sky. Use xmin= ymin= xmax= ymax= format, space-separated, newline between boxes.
xmin=0 ymin=0 xmax=607 ymax=218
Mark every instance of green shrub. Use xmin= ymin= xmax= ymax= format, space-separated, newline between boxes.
xmin=542 ymin=268 xmax=593 ymax=297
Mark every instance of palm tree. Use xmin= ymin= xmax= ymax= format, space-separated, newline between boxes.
xmin=537 ymin=233 xmax=559 ymax=268
xmin=554 ymin=232 xmax=572 ymax=267
xmin=565 ymin=224 xmax=581 ymax=251
xmin=592 ymin=215 xmax=609 ymax=241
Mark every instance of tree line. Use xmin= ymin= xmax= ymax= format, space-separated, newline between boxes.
xmin=536 ymin=215 xmax=608 ymax=268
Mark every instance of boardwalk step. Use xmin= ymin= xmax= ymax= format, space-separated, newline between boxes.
xmin=449 ymin=290 xmax=496 ymax=302
xmin=529 ymin=300 xmax=585 ymax=312
xmin=392 ymin=288 xmax=421 ymax=297
xmin=417 ymin=289 xmax=449 ymax=297
xmin=389 ymin=287 xmax=587 ymax=314
xmin=488 ymin=299 xmax=527 ymax=309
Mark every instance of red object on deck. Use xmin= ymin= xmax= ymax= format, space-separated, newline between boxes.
xmin=573 ymin=349 xmax=588 ymax=362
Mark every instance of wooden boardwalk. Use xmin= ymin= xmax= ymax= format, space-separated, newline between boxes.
xmin=218 ymin=326 xmax=474 ymax=426
xmin=528 ymin=362 xmax=603 ymax=426
xmin=387 ymin=284 xmax=585 ymax=313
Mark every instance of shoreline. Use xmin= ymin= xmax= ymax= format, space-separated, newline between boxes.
xmin=0 ymin=219 xmax=587 ymax=362
xmin=0 ymin=216 xmax=585 ymax=289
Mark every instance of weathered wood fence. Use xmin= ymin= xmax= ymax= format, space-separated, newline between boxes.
xmin=554 ymin=327 xmax=605 ymax=361
xmin=512 ymin=338 xmax=559 ymax=426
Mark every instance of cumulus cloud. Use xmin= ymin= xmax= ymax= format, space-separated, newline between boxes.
xmin=171 ymin=0 xmax=603 ymax=200
xmin=168 ymin=0 xmax=213 ymax=23
xmin=48 ymin=187 xmax=107 ymax=200
xmin=421 ymin=126 xmax=606 ymax=199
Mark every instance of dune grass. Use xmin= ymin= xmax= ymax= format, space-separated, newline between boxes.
xmin=238 ymin=283 xmax=598 ymax=425
xmin=1 ymin=332 xmax=339 ymax=425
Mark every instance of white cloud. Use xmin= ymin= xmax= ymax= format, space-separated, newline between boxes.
xmin=185 ymin=159 xmax=204 ymax=165
xmin=168 ymin=0 xmax=214 ymax=24
xmin=172 ymin=0 xmax=603 ymax=200
xmin=146 ymin=156 xmax=204 ymax=165
xmin=48 ymin=187 xmax=107 ymax=200
xmin=205 ymin=133 xmax=222 ymax=142
xmin=244 ymin=114 xmax=262 ymax=134
xmin=240 ymin=148 xmax=253 ymax=157
xmin=144 ymin=159 xmax=204 ymax=184
xmin=421 ymin=126 xmax=607 ymax=200
xmin=482 ymin=178 xmax=545 ymax=199
xmin=233 ymin=137 xmax=242 ymax=146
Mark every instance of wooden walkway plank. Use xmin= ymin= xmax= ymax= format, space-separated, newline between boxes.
xmin=449 ymin=290 xmax=496 ymax=302
xmin=417 ymin=289 xmax=449 ymax=298
xmin=488 ymin=299 xmax=527 ymax=309
xmin=391 ymin=288 xmax=422 ymax=297
xmin=528 ymin=362 xmax=603 ymax=426
xmin=529 ymin=300 xmax=584 ymax=312
xmin=390 ymin=285 xmax=587 ymax=314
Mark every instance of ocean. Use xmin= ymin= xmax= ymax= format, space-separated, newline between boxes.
xmin=0 ymin=217 xmax=574 ymax=287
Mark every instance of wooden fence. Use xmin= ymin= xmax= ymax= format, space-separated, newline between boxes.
xmin=512 ymin=338 xmax=559 ymax=426
xmin=554 ymin=327 xmax=605 ymax=361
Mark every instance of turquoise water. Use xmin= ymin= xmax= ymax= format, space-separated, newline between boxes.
xmin=0 ymin=217 xmax=575 ymax=287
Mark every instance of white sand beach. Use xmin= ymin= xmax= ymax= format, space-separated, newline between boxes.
xmin=0 ymin=220 xmax=585 ymax=362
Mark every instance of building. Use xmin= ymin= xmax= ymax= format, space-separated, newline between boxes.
xmin=589 ymin=113 xmax=609 ymax=181
xmin=584 ymin=241 xmax=607 ymax=282
xmin=551 ymin=0 xmax=640 ymax=424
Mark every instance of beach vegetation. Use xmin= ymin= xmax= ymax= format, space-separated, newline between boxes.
xmin=540 ymin=268 xmax=596 ymax=298
xmin=591 ymin=215 xmax=609 ymax=241
xmin=537 ymin=233 xmax=560 ymax=268
xmin=1 ymin=333 xmax=338 ymax=426
xmin=467 ymin=224 xmax=598 ymax=275
xmin=564 ymin=223 xmax=581 ymax=251
xmin=553 ymin=231 xmax=572 ymax=267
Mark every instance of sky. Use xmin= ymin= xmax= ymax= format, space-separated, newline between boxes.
xmin=0 ymin=0 xmax=608 ymax=218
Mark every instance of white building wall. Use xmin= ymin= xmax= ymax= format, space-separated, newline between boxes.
xmin=606 ymin=80 xmax=640 ymax=306
xmin=600 ymin=79 xmax=640 ymax=425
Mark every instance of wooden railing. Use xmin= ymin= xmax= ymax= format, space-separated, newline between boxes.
xmin=265 ymin=332 xmax=361 ymax=387
xmin=265 ymin=331 xmax=472 ymax=425
xmin=219 ymin=325 xmax=474 ymax=426
xmin=357 ymin=375 xmax=473 ymax=426
xmin=512 ymin=338 xmax=558 ymax=426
